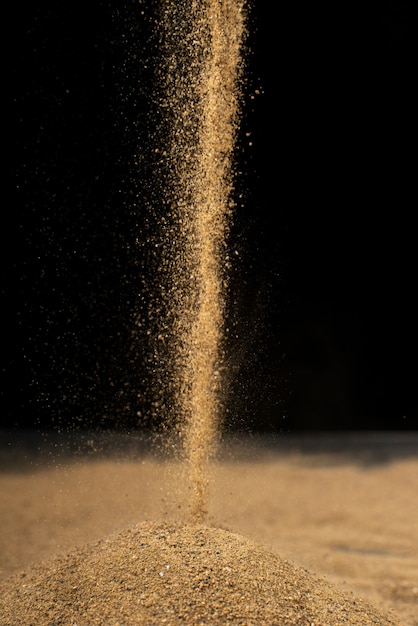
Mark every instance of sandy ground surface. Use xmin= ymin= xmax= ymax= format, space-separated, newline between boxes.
xmin=0 ymin=430 xmax=417 ymax=625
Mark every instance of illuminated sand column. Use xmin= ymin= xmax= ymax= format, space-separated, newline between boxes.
xmin=181 ymin=0 xmax=245 ymax=521
xmin=157 ymin=0 xmax=246 ymax=521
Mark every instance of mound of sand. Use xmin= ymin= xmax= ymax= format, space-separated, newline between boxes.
xmin=0 ymin=521 xmax=400 ymax=625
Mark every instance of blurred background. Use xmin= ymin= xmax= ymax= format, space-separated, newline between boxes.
xmin=4 ymin=0 xmax=416 ymax=433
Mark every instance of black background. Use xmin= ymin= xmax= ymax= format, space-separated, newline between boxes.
xmin=4 ymin=1 xmax=416 ymax=432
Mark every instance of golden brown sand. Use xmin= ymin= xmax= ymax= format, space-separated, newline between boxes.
xmin=6 ymin=1 xmax=413 ymax=624
xmin=1 ymin=431 xmax=417 ymax=625
xmin=151 ymin=0 xmax=246 ymax=520
xmin=0 ymin=522 xmax=401 ymax=626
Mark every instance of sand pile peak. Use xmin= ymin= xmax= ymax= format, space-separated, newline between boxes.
xmin=0 ymin=521 xmax=400 ymax=625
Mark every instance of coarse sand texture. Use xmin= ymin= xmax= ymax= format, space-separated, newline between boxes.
xmin=0 ymin=521 xmax=401 ymax=626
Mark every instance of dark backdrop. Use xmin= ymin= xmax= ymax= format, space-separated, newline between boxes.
xmin=4 ymin=1 xmax=416 ymax=432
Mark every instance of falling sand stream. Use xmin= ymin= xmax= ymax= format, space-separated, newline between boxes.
xmin=155 ymin=0 xmax=246 ymax=521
